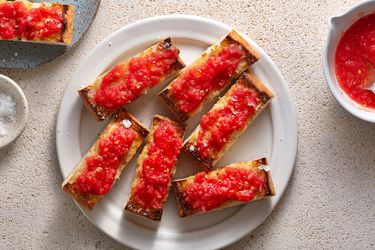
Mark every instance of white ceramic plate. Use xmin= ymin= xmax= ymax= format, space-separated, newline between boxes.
xmin=56 ymin=15 xmax=297 ymax=250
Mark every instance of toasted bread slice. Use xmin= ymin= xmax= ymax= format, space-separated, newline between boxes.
xmin=0 ymin=0 xmax=74 ymax=45
xmin=125 ymin=115 xmax=186 ymax=221
xmin=173 ymin=158 xmax=275 ymax=217
xmin=158 ymin=30 xmax=260 ymax=122
xmin=62 ymin=109 xmax=149 ymax=210
xmin=183 ymin=71 xmax=273 ymax=170
xmin=79 ymin=38 xmax=185 ymax=121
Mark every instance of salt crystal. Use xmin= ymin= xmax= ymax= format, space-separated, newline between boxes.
xmin=122 ymin=119 xmax=132 ymax=128
xmin=258 ymin=165 xmax=270 ymax=172
xmin=0 ymin=126 xmax=6 ymax=137
xmin=0 ymin=91 xmax=16 ymax=137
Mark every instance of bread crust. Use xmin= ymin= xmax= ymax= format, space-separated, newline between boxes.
xmin=62 ymin=4 xmax=74 ymax=45
xmin=78 ymin=38 xmax=185 ymax=121
xmin=0 ymin=1 xmax=74 ymax=45
xmin=61 ymin=109 xmax=149 ymax=210
xmin=173 ymin=158 xmax=276 ymax=217
xmin=183 ymin=71 xmax=273 ymax=170
xmin=227 ymin=30 xmax=259 ymax=63
xmin=158 ymin=29 xmax=260 ymax=122
xmin=125 ymin=115 xmax=186 ymax=221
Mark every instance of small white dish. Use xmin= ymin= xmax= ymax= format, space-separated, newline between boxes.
xmin=0 ymin=74 xmax=28 ymax=149
xmin=323 ymin=0 xmax=375 ymax=123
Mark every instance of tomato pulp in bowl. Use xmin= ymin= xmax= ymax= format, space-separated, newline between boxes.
xmin=335 ymin=12 xmax=375 ymax=110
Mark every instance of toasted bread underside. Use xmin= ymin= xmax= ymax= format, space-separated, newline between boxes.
xmin=78 ymin=38 xmax=185 ymax=121
xmin=125 ymin=115 xmax=186 ymax=221
xmin=0 ymin=0 xmax=74 ymax=45
xmin=173 ymin=158 xmax=276 ymax=217
xmin=158 ymin=29 xmax=260 ymax=122
xmin=183 ymin=71 xmax=273 ymax=170
xmin=62 ymin=109 xmax=149 ymax=210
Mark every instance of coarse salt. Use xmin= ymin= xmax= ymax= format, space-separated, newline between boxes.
xmin=258 ymin=164 xmax=270 ymax=172
xmin=122 ymin=119 xmax=132 ymax=128
xmin=0 ymin=91 xmax=16 ymax=137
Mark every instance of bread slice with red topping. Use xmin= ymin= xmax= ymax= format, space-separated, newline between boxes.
xmin=62 ymin=109 xmax=149 ymax=210
xmin=125 ymin=115 xmax=186 ymax=221
xmin=158 ymin=29 xmax=260 ymax=122
xmin=183 ymin=71 xmax=273 ymax=170
xmin=0 ymin=0 xmax=74 ymax=45
xmin=79 ymin=38 xmax=185 ymax=121
xmin=173 ymin=158 xmax=275 ymax=217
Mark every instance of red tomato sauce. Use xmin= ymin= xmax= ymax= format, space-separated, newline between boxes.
xmin=94 ymin=46 xmax=179 ymax=111
xmin=335 ymin=13 xmax=375 ymax=109
xmin=195 ymin=86 xmax=259 ymax=159
xmin=76 ymin=125 xmax=135 ymax=195
xmin=170 ymin=43 xmax=244 ymax=114
xmin=133 ymin=120 xmax=182 ymax=210
xmin=0 ymin=1 xmax=65 ymax=40
xmin=183 ymin=167 xmax=266 ymax=212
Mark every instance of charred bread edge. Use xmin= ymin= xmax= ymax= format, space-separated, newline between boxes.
xmin=173 ymin=157 xmax=276 ymax=217
xmin=62 ymin=4 xmax=74 ymax=45
xmin=158 ymin=29 xmax=260 ymax=122
xmin=78 ymin=86 xmax=107 ymax=122
xmin=183 ymin=71 xmax=273 ymax=170
xmin=78 ymin=38 xmax=185 ymax=121
xmin=227 ymin=29 xmax=260 ymax=64
xmin=62 ymin=109 xmax=149 ymax=210
xmin=125 ymin=115 xmax=186 ymax=221
xmin=0 ymin=2 xmax=75 ymax=45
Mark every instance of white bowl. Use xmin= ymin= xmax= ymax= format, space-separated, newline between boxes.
xmin=323 ymin=0 xmax=375 ymax=123
xmin=0 ymin=74 xmax=28 ymax=149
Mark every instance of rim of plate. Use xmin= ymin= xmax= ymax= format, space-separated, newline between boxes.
xmin=56 ymin=14 xmax=297 ymax=249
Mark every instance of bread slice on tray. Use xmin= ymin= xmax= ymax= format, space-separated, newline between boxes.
xmin=62 ymin=109 xmax=149 ymax=210
xmin=158 ymin=29 xmax=260 ymax=122
xmin=0 ymin=0 xmax=74 ymax=45
xmin=79 ymin=38 xmax=185 ymax=121
xmin=183 ymin=71 xmax=273 ymax=170
xmin=125 ymin=115 xmax=186 ymax=221
xmin=173 ymin=158 xmax=275 ymax=217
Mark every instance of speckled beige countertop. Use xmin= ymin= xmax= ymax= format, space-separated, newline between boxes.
xmin=0 ymin=0 xmax=374 ymax=249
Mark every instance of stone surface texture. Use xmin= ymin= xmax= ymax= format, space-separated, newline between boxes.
xmin=0 ymin=0 xmax=374 ymax=249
